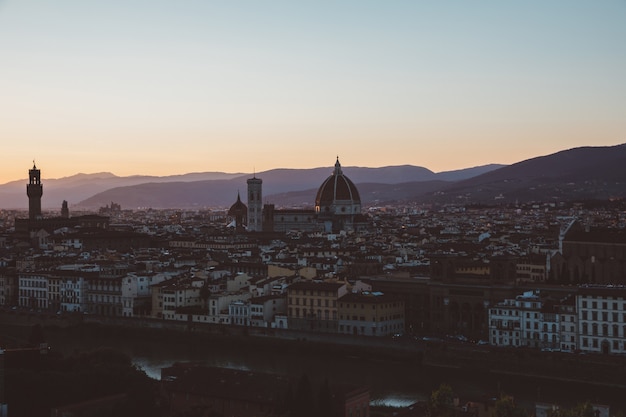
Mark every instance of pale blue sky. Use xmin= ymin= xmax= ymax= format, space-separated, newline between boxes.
xmin=1 ymin=1 xmax=624 ymax=182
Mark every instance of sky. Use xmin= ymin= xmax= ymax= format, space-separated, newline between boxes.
xmin=1 ymin=1 xmax=625 ymax=183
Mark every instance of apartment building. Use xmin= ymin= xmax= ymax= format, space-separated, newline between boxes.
xmin=158 ymin=278 xmax=204 ymax=321
xmin=47 ymin=275 xmax=62 ymax=312
xmin=229 ymin=300 xmax=249 ymax=326
xmin=489 ymin=291 xmax=552 ymax=349
xmin=121 ymin=272 xmax=173 ymax=317
xmin=287 ymin=280 xmax=347 ymax=332
xmin=0 ymin=269 xmax=17 ymax=307
xmin=577 ymin=287 xmax=626 ymax=354
xmin=488 ymin=297 xmax=523 ymax=347
xmin=87 ymin=275 xmax=122 ymax=316
xmin=337 ymin=291 xmax=404 ymax=337
xmin=18 ymin=273 xmax=49 ymax=309
xmin=489 ymin=286 xmax=626 ymax=354
xmin=249 ymin=294 xmax=286 ymax=327
xmin=557 ymin=295 xmax=577 ymax=352
xmin=59 ymin=276 xmax=88 ymax=313
xmin=515 ymin=254 xmax=548 ymax=283
xmin=203 ymin=291 xmax=252 ymax=324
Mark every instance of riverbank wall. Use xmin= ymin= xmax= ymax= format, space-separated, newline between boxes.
xmin=1 ymin=310 xmax=625 ymax=389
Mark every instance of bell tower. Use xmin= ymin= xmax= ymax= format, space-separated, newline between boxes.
xmin=247 ymin=175 xmax=263 ymax=232
xmin=27 ymin=162 xmax=43 ymax=221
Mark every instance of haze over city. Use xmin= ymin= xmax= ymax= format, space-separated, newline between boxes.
xmin=1 ymin=1 xmax=625 ymax=183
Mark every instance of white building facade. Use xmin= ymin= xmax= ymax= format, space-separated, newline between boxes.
xmin=18 ymin=273 xmax=49 ymax=309
xmin=60 ymin=276 xmax=87 ymax=312
xmin=577 ymin=287 xmax=626 ymax=355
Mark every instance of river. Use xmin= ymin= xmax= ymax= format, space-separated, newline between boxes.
xmin=39 ymin=326 xmax=626 ymax=412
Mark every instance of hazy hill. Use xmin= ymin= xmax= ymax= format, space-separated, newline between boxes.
xmin=421 ymin=144 xmax=626 ymax=204
xmin=74 ymin=164 xmax=502 ymax=209
xmin=6 ymin=143 xmax=624 ymax=210
xmin=0 ymin=171 xmax=243 ymax=209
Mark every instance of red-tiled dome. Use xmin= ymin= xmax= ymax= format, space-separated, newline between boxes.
xmin=315 ymin=158 xmax=361 ymax=207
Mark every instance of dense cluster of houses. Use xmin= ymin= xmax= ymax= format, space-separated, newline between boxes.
xmin=1 ymin=186 xmax=625 ymax=351
xmin=6 ymin=249 xmax=406 ymax=338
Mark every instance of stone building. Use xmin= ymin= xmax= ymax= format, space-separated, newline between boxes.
xmin=552 ymin=227 xmax=626 ymax=285
xmin=287 ymin=280 xmax=347 ymax=332
xmin=337 ymin=291 xmax=404 ymax=337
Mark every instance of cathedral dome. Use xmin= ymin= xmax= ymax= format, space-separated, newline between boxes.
xmin=227 ymin=192 xmax=248 ymax=232
xmin=228 ymin=192 xmax=248 ymax=217
xmin=315 ymin=158 xmax=361 ymax=219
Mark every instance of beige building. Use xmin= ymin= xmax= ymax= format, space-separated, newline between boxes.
xmin=516 ymin=255 xmax=548 ymax=283
xmin=287 ymin=280 xmax=347 ymax=332
xmin=338 ymin=292 xmax=405 ymax=337
xmin=153 ymin=277 xmax=203 ymax=320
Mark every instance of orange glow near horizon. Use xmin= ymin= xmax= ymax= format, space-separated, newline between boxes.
xmin=1 ymin=2 xmax=624 ymax=184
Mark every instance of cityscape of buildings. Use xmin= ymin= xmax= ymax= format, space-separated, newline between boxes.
xmin=0 ymin=161 xmax=625 ymax=415
xmin=1 ymin=161 xmax=625 ymax=352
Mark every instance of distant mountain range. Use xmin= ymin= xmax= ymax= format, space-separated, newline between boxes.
xmin=426 ymin=144 xmax=626 ymax=204
xmin=74 ymin=164 xmax=504 ymax=209
xmin=1 ymin=144 xmax=624 ymax=210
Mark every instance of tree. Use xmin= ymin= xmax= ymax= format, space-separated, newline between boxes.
xmin=495 ymin=394 xmax=527 ymax=417
xmin=6 ymin=348 xmax=158 ymax=417
xmin=548 ymin=401 xmax=596 ymax=417
xmin=429 ymin=383 xmax=455 ymax=417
